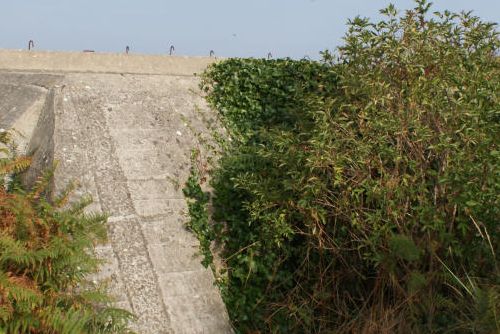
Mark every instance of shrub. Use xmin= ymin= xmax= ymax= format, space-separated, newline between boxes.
xmin=186 ymin=1 xmax=499 ymax=333
xmin=201 ymin=57 xmax=338 ymax=143
xmin=0 ymin=131 xmax=133 ymax=333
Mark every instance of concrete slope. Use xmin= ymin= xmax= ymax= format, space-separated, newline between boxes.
xmin=0 ymin=50 xmax=232 ymax=334
xmin=0 ymin=72 xmax=63 ymax=152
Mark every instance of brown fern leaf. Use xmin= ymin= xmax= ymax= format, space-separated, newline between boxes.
xmin=0 ymin=156 xmax=32 ymax=175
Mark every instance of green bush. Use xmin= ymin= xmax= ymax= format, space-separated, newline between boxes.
xmin=201 ymin=57 xmax=338 ymax=143
xmin=185 ymin=1 xmax=500 ymax=333
xmin=0 ymin=131 xmax=133 ymax=333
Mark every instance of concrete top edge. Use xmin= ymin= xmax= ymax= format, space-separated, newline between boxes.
xmin=0 ymin=49 xmax=220 ymax=76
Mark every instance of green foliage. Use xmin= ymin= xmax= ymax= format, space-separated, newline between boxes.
xmin=389 ymin=235 xmax=421 ymax=262
xmin=185 ymin=1 xmax=500 ymax=333
xmin=183 ymin=162 xmax=214 ymax=268
xmin=0 ymin=132 xmax=134 ymax=333
xmin=201 ymin=57 xmax=338 ymax=143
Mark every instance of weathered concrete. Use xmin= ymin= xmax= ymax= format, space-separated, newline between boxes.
xmin=0 ymin=50 xmax=231 ymax=334
xmin=0 ymin=72 xmax=63 ymax=153
xmin=0 ymin=50 xmax=214 ymax=76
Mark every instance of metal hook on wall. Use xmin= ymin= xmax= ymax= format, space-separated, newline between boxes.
xmin=169 ymin=45 xmax=175 ymax=55
xmin=28 ymin=40 xmax=34 ymax=51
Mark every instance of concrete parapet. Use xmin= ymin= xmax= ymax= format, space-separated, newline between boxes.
xmin=0 ymin=49 xmax=216 ymax=76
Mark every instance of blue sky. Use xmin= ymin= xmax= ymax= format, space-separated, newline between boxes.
xmin=0 ymin=1 xmax=498 ymax=59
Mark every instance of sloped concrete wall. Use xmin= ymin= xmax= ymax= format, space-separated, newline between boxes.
xmin=0 ymin=50 xmax=232 ymax=334
xmin=0 ymin=72 xmax=63 ymax=154
xmin=22 ymin=88 xmax=55 ymax=190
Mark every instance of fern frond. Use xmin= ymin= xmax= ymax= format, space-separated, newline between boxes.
xmin=0 ymin=156 xmax=31 ymax=175
xmin=0 ymin=236 xmax=33 ymax=268
xmin=0 ymin=130 xmax=132 ymax=332
xmin=66 ymin=194 xmax=93 ymax=215
xmin=28 ymin=163 xmax=56 ymax=200
xmin=52 ymin=180 xmax=78 ymax=208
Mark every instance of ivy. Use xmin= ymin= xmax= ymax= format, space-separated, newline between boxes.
xmin=183 ymin=168 xmax=214 ymax=268
xmin=185 ymin=1 xmax=500 ymax=332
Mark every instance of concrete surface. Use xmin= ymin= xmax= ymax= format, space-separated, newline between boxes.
xmin=0 ymin=50 xmax=231 ymax=334
xmin=0 ymin=49 xmax=214 ymax=76
xmin=0 ymin=72 xmax=63 ymax=153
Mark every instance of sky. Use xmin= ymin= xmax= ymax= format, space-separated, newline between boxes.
xmin=0 ymin=1 xmax=498 ymax=59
